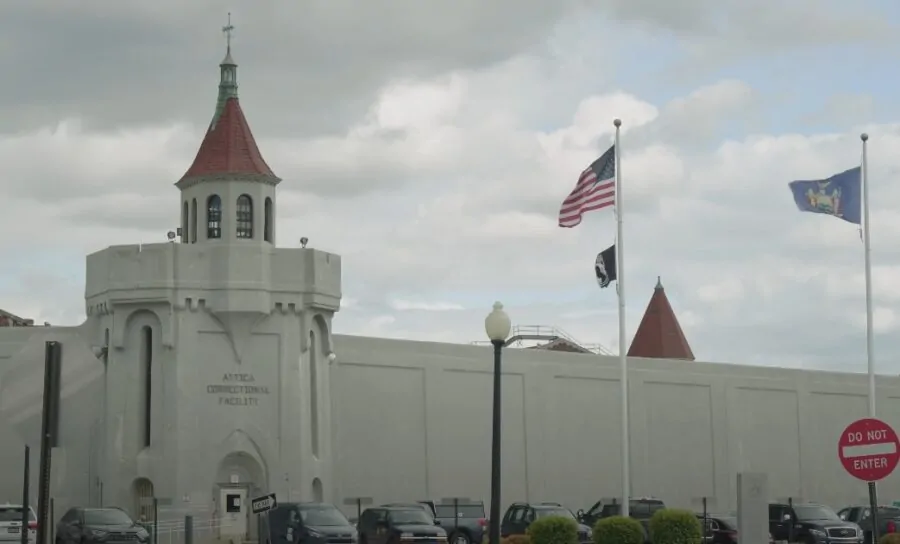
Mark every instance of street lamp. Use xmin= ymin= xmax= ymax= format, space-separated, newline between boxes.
xmin=484 ymin=302 xmax=511 ymax=544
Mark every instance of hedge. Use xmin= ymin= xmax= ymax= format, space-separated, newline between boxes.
xmin=593 ymin=516 xmax=644 ymax=544
xmin=527 ymin=516 xmax=580 ymax=544
xmin=879 ymin=534 xmax=900 ymax=544
xmin=484 ymin=535 xmax=531 ymax=544
xmin=648 ymin=509 xmax=701 ymax=544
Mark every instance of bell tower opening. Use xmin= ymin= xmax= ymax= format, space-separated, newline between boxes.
xmin=173 ymin=13 xmax=281 ymax=245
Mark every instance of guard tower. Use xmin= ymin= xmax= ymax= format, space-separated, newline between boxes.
xmin=82 ymin=17 xmax=341 ymax=537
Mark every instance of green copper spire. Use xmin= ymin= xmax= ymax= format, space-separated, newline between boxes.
xmin=211 ymin=13 xmax=238 ymax=129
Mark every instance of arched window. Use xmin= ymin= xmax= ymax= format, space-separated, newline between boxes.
xmin=236 ymin=195 xmax=253 ymax=239
xmin=309 ymin=330 xmax=320 ymax=458
xmin=264 ymin=197 xmax=273 ymax=243
xmin=181 ymin=202 xmax=189 ymax=243
xmin=140 ymin=326 xmax=152 ymax=448
xmin=207 ymin=195 xmax=222 ymax=239
xmin=191 ymin=198 xmax=198 ymax=243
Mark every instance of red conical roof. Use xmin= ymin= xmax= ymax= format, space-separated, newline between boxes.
xmin=627 ymin=277 xmax=695 ymax=360
xmin=178 ymin=97 xmax=277 ymax=183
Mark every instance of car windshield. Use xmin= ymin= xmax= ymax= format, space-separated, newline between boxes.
xmin=390 ymin=509 xmax=434 ymax=525
xmin=0 ymin=508 xmax=34 ymax=522
xmin=536 ymin=508 xmax=576 ymax=520
xmin=434 ymin=505 xmax=485 ymax=519
xmin=717 ymin=517 xmax=737 ymax=530
xmin=794 ymin=506 xmax=838 ymax=521
xmin=299 ymin=506 xmax=350 ymax=527
xmin=84 ymin=509 xmax=134 ymax=526
xmin=632 ymin=502 xmax=665 ymax=516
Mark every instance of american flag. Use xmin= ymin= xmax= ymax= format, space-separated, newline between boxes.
xmin=558 ymin=144 xmax=616 ymax=228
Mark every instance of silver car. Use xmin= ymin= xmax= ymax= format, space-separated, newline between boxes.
xmin=0 ymin=504 xmax=36 ymax=544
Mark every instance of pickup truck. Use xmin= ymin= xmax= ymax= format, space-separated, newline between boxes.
xmin=576 ymin=497 xmax=665 ymax=543
xmin=837 ymin=505 xmax=900 ymax=544
xmin=384 ymin=501 xmax=487 ymax=544
xmin=423 ymin=501 xmax=487 ymax=544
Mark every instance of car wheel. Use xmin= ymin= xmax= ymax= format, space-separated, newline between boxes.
xmin=452 ymin=532 xmax=471 ymax=544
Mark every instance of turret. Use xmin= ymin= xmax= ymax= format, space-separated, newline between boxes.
xmin=175 ymin=14 xmax=280 ymax=245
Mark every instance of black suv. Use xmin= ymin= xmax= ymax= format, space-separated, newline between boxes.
xmin=769 ymin=502 xmax=862 ymax=544
xmin=500 ymin=502 xmax=592 ymax=544
xmin=258 ymin=502 xmax=357 ymax=544
xmin=55 ymin=507 xmax=149 ymax=544
xmin=358 ymin=506 xmax=447 ymax=544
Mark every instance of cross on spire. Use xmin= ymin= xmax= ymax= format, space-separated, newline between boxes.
xmin=223 ymin=12 xmax=234 ymax=52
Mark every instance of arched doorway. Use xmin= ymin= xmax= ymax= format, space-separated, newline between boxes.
xmin=131 ymin=478 xmax=155 ymax=523
xmin=216 ymin=451 xmax=266 ymax=541
xmin=312 ymin=478 xmax=323 ymax=502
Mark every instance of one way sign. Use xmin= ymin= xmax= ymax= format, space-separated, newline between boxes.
xmin=251 ymin=493 xmax=277 ymax=514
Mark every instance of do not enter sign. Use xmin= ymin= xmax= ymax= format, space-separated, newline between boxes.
xmin=838 ymin=418 xmax=900 ymax=482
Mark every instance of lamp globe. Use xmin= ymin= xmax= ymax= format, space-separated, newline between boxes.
xmin=484 ymin=301 xmax=511 ymax=342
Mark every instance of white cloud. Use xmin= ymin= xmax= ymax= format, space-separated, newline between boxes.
xmin=3 ymin=1 xmax=900 ymax=372
xmin=389 ymin=300 xmax=465 ymax=312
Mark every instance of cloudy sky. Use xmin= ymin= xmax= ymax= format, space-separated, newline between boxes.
xmin=3 ymin=0 xmax=900 ymax=372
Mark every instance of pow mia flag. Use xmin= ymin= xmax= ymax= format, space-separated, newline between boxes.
xmin=594 ymin=244 xmax=617 ymax=288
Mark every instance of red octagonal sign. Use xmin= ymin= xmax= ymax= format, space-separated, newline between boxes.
xmin=839 ymin=418 xmax=900 ymax=481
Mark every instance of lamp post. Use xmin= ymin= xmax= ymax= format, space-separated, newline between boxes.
xmin=484 ymin=302 xmax=511 ymax=544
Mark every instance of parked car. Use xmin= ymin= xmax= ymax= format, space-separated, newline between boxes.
xmin=837 ymin=505 xmax=900 ymax=544
xmin=55 ymin=507 xmax=149 ymax=544
xmin=768 ymin=502 xmax=862 ymax=544
xmin=420 ymin=501 xmax=487 ymax=544
xmin=577 ymin=497 xmax=665 ymax=544
xmin=696 ymin=512 xmax=777 ymax=544
xmin=382 ymin=504 xmax=435 ymax=521
xmin=501 ymin=502 xmax=591 ymax=544
xmin=258 ymin=502 xmax=357 ymax=544
xmin=357 ymin=505 xmax=447 ymax=544
xmin=0 ymin=504 xmax=36 ymax=544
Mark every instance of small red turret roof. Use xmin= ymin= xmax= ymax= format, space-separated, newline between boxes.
xmin=178 ymin=97 xmax=277 ymax=182
xmin=627 ymin=277 xmax=695 ymax=361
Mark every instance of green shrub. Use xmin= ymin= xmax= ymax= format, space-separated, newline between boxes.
xmin=484 ymin=536 xmax=532 ymax=544
xmin=648 ymin=509 xmax=701 ymax=544
xmin=879 ymin=534 xmax=900 ymax=544
xmin=593 ymin=516 xmax=644 ymax=544
xmin=527 ymin=516 xmax=579 ymax=544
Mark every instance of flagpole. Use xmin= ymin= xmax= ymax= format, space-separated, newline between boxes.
xmin=613 ymin=118 xmax=631 ymax=517
xmin=861 ymin=132 xmax=875 ymax=417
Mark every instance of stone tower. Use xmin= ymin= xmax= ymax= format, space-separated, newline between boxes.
xmin=83 ymin=21 xmax=341 ymax=537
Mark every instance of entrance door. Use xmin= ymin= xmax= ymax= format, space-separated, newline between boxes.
xmin=219 ymin=487 xmax=249 ymax=539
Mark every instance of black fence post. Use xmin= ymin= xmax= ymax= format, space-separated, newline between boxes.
xmin=184 ymin=515 xmax=193 ymax=544
xmin=49 ymin=499 xmax=54 ymax=544
xmin=152 ymin=498 xmax=159 ymax=544
xmin=20 ymin=445 xmax=29 ymax=544
xmin=342 ymin=498 xmax=373 ymax=523
xmin=36 ymin=341 xmax=62 ymax=544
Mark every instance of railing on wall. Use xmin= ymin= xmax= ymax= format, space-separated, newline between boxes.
xmin=152 ymin=516 xmax=237 ymax=544
xmin=470 ymin=324 xmax=613 ymax=355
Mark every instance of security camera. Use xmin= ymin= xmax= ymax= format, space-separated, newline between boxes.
xmin=327 ymin=352 xmax=337 ymax=363
xmin=300 ymin=237 xmax=309 ymax=248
